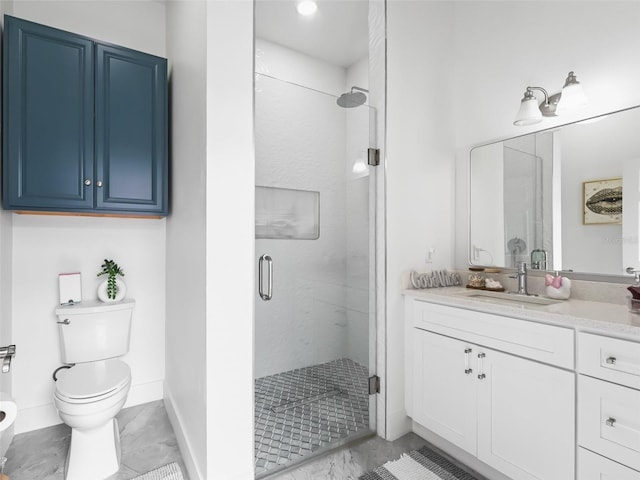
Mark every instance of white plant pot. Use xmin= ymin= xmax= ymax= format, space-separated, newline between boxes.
xmin=97 ymin=278 xmax=126 ymax=303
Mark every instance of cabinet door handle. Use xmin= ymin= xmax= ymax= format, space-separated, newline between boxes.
xmin=464 ymin=348 xmax=473 ymax=374
xmin=477 ymin=352 xmax=486 ymax=380
xmin=84 ymin=179 xmax=92 ymax=186
xmin=96 ymin=180 xmax=103 ymax=187
xmin=605 ymin=356 xmax=617 ymax=365
xmin=606 ymin=417 xmax=616 ymax=427
xmin=258 ymin=254 xmax=273 ymax=301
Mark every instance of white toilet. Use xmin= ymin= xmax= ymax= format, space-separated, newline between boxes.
xmin=53 ymin=299 xmax=135 ymax=480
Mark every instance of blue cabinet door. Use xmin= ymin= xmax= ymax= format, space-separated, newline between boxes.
xmin=95 ymin=44 xmax=167 ymax=215
xmin=3 ymin=16 xmax=95 ymax=210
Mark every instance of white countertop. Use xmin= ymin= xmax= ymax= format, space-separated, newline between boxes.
xmin=402 ymin=287 xmax=640 ymax=341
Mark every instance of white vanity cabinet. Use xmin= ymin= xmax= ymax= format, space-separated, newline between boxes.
xmin=577 ymin=332 xmax=640 ymax=477
xmin=406 ymin=299 xmax=575 ymax=480
xmin=578 ymin=448 xmax=640 ymax=480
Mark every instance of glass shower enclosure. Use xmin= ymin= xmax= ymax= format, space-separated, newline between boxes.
xmin=253 ymin=70 xmax=377 ymax=476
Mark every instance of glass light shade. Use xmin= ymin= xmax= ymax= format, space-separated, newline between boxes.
xmin=514 ymin=97 xmax=543 ymax=126
xmin=556 ymin=83 xmax=588 ymax=114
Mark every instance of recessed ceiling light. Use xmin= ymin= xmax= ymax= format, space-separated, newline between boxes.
xmin=297 ymin=0 xmax=318 ymax=16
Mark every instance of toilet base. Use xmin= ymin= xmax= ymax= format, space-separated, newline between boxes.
xmin=65 ymin=418 xmax=121 ymax=480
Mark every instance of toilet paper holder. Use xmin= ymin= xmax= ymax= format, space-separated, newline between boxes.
xmin=0 ymin=345 xmax=15 ymax=374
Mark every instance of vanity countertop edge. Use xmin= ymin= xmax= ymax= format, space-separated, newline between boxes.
xmin=402 ymin=287 xmax=640 ymax=341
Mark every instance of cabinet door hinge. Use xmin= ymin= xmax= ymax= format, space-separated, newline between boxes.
xmin=368 ymin=375 xmax=380 ymax=395
xmin=367 ymin=148 xmax=380 ymax=166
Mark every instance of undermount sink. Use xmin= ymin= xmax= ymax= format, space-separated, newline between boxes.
xmin=455 ymin=289 xmax=564 ymax=306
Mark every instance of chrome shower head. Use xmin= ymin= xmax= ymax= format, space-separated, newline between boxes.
xmin=337 ymin=86 xmax=369 ymax=108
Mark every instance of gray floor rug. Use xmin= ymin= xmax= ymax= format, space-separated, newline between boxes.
xmin=131 ymin=462 xmax=184 ymax=480
xmin=359 ymin=446 xmax=479 ymax=480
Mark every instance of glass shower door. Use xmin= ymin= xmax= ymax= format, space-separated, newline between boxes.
xmin=254 ymin=73 xmax=376 ymax=477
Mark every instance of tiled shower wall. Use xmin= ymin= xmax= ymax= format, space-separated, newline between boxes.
xmin=254 ymin=40 xmax=371 ymax=378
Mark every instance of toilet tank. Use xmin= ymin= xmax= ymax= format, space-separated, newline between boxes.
xmin=55 ymin=299 xmax=135 ymax=364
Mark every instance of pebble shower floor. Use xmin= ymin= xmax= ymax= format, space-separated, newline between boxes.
xmin=254 ymin=358 xmax=370 ymax=476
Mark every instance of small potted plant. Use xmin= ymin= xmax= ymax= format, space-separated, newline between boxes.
xmin=97 ymin=259 xmax=126 ymax=302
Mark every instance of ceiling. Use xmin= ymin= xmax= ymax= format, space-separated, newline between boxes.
xmin=254 ymin=0 xmax=369 ymax=68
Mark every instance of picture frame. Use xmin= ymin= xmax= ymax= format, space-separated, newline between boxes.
xmin=583 ymin=177 xmax=623 ymax=225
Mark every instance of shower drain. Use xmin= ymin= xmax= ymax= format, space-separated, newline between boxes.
xmin=270 ymin=388 xmax=342 ymax=413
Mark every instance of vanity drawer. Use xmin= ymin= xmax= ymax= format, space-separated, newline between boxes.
xmin=412 ymin=300 xmax=574 ymax=368
xmin=578 ymin=332 xmax=640 ymax=389
xmin=578 ymin=375 xmax=640 ymax=471
xmin=579 ymin=448 xmax=640 ymax=480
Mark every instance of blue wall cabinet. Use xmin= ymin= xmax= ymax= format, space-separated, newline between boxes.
xmin=3 ymin=16 xmax=168 ymax=216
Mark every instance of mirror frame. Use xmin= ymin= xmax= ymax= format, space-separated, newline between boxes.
xmin=467 ymin=104 xmax=640 ymax=284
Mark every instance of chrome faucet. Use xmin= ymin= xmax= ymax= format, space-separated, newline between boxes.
xmin=509 ymin=262 xmax=529 ymax=295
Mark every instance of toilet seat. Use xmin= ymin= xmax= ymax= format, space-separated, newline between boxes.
xmin=55 ymin=360 xmax=131 ymax=403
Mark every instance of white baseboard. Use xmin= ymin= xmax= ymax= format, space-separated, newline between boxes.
xmin=124 ymin=379 xmax=164 ymax=408
xmin=15 ymin=379 xmax=164 ymax=434
xmin=385 ymin=408 xmax=412 ymax=441
xmin=412 ymin=422 xmax=511 ymax=480
xmin=164 ymin=382 xmax=204 ymax=480
xmin=15 ymin=403 xmax=61 ymax=434
xmin=0 ymin=424 xmax=14 ymax=458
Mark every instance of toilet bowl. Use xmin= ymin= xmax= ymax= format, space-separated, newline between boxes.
xmin=54 ymin=359 xmax=131 ymax=480
xmin=53 ymin=299 xmax=135 ymax=480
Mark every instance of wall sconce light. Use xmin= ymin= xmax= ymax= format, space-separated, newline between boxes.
xmin=514 ymin=71 xmax=588 ymax=126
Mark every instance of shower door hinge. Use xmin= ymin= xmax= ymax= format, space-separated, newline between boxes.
xmin=368 ymin=375 xmax=380 ymax=395
xmin=367 ymin=148 xmax=380 ymax=167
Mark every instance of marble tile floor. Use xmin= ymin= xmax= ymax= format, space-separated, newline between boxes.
xmin=264 ymin=432 xmax=489 ymax=480
xmin=4 ymin=400 xmax=188 ymax=480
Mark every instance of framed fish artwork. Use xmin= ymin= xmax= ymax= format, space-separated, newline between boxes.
xmin=583 ymin=178 xmax=622 ymax=225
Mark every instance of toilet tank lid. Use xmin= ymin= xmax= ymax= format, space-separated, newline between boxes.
xmin=55 ymin=298 xmax=135 ymax=316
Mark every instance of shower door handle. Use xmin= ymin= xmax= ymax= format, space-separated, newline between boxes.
xmin=259 ymin=254 xmax=273 ymax=301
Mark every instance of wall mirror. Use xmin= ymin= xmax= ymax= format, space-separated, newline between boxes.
xmin=469 ymin=105 xmax=640 ymax=278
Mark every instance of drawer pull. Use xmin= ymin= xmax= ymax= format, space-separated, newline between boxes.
xmin=603 ymin=417 xmax=640 ymax=435
xmin=602 ymin=355 xmax=640 ymax=373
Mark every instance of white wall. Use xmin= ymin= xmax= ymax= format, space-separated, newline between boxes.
xmin=166 ymin=4 xmax=256 ymax=479
xmin=454 ymin=1 xmax=640 ymax=270
xmin=6 ymin=1 xmax=167 ymax=433
xmin=205 ymin=2 xmax=255 ymax=479
xmin=10 ymin=0 xmax=165 ymax=57
xmin=386 ymin=0 xmax=456 ymax=439
xmin=385 ymin=0 xmax=640 ymax=446
xmin=0 ymin=1 xmax=15 ymax=459
xmin=164 ymin=1 xmax=207 ymax=478
xmin=256 ymin=38 xmax=346 ymax=96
